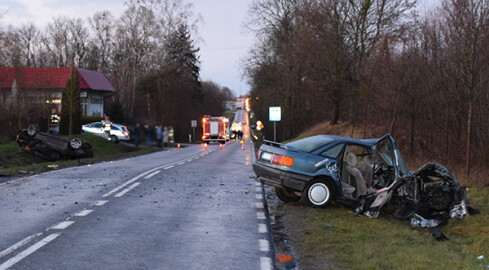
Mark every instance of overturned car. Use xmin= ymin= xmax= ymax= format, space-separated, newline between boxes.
xmin=252 ymin=134 xmax=475 ymax=226
xmin=16 ymin=124 xmax=93 ymax=161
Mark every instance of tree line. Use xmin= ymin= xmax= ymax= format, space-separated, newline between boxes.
xmin=245 ymin=0 xmax=489 ymax=182
xmin=0 ymin=0 xmax=234 ymax=141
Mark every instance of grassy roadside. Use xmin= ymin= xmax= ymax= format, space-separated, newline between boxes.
xmin=284 ymin=187 xmax=489 ymax=269
xmin=0 ymin=134 xmax=162 ymax=177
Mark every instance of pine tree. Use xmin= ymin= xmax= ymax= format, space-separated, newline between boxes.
xmin=164 ymin=23 xmax=200 ymax=85
xmin=59 ymin=68 xmax=82 ymax=136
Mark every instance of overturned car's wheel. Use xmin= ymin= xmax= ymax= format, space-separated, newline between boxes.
xmin=69 ymin=137 xmax=83 ymax=150
xmin=275 ymin=187 xmax=301 ymax=203
xmin=303 ymin=179 xmax=335 ymax=208
xmin=27 ymin=124 xmax=40 ymax=137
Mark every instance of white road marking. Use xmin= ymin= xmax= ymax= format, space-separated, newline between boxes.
xmin=256 ymin=194 xmax=263 ymax=200
xmin=51 ymin=221 xmax=75 ymax=230
xmin=93 ymin=200 xmax=108 ymax=206
xmin=176 ymin=162 xmax=185 ymax=165
xmin=259 ymin=239 xmax=270 ymax=252
xmin=114 ymin=182 xmax=140 ymax=198
xmin=0 ymin=233 xmax=61 ymax=270
xmin=0 ymin=233 xmax=42 ymax=260
xmin=255 ymin=187 xmax=262 ymax=192
xmin=255 ymin=182 xmax=261 ymax=186
xmin=74 ymin=209 xmax=93 ymax=217
xmin=260 ymin=257 xmax=272 ymax=270
xmin=255 ymin=202 xmax=264 ymax=209
xmin=144 ymin=170 xmax=161 ymax=179
xmin=258 ymin=224 xmax=267 ymax=234
xmin=257 ymin=212 xmax=266 ymax=220
xmin=163 ymin=165 xmax=174 ymax=170
xmin=102 ymin=173 xmax=147 ymax=197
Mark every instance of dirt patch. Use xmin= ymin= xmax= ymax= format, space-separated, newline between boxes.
xmin=265 ymin=186 xmax=341 ymax=270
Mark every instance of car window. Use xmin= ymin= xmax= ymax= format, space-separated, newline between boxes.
xmin=286 ymin=135 xmax=334 ymax=153
xmin=92 ymin=123 xmax=102 ymax=128
xmin=111 ymin=126 xmax=120 ymax=131
xmin=321 ymin=143 xmax=344 ymax=158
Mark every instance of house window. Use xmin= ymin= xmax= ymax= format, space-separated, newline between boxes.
xmin=81 ymin=97 xmax=88 ymax=115
xmin=91 ymin=97 xmax=103 ymax=104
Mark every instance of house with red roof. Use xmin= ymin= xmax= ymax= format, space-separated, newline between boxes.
xmin=0 ymin=67 xmax=115 ymax=118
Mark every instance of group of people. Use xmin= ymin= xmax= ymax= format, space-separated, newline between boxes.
xmin=133 ymin=123 xmax=169 ymax=148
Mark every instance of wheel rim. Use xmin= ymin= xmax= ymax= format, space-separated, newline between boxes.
xmin=308 ymin=183 xmax=330 ymax=206
xmin=27 ymin=125 xmax=37 ymax=136
xmin=71 ymin=138 xmax=82 ymax=149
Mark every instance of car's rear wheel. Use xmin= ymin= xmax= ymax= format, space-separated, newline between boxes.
xmin=302 ymin=179 xmax=335 ymax=208
xmin=69 ymin=137 xmax=83 ymax=150
xmin=110 ymin=135 xmax=119 ymax=143
xmin=275 ymin=187 xmax=301 ymax=203
xmin=27 ymin=124 xmax=40 ymax=137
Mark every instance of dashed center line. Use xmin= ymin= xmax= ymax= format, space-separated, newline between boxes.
xmin=256 ymin=194 xmax=263 ymax=200
xmin=258 ymin=224 xmax=268 ymax=233
xmin=144 ymin=170 xmax=161 ymax=179
xmin=176 ymin=162 xmax=185 ymax=165
xmin=114 ymin=182 xmax=140 ymax=198
xmin=74 ymin=209 xmax=93 ymax=217
xmin=93 ymin=200 xmax=108 ymax=206
xmin=257 ymin=212 xmax=266 ymax=220
xmin=51 ymin=221 xmax=75 ymax=230
xmin=0 ymin=233 xmax=61 ymax=270
xmin=163 ymin=165 xmax=174 ymax=170
xmin=0 ymin=233 xmax=42 ymax=260
xmin=260 ymin=257 xmax=272 ymax=270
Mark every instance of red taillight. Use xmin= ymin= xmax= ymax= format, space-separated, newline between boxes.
xmin=256 ymin=149 xmax=262 ymax=159
xmin=123 ymin=132 xmax=129 ymax=136
xmin=16 ymin=135 xmax=19 ymax=141
xmin=272 ymin=154 xmax=295 ymax=167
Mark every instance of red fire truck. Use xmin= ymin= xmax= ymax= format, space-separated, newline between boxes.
xmin=202 ymin=115 xmax=229 ymax=144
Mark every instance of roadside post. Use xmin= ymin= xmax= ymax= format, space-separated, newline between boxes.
xmin=269 ymin=106 xmax=281 ymax=142
xmin=191 ymin=120 xmax=197 ymax=142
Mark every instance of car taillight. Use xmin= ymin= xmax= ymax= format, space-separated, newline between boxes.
xmin=256 ymin=149 xmax=262 ymax=159
xmin=16 ymin=135 xmax=19 ymax=141
xmin=123 ymin=132 xmax=129 ymax=136
xmin=272 ymin=154 xmax=295 ymax=167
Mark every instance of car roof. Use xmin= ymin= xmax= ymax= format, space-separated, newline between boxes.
xmin=311 ymin=134 xmax=379 ymax=147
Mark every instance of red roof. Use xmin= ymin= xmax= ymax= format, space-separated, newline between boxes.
xmin=0 ymin=67 xmax=115 ymax=92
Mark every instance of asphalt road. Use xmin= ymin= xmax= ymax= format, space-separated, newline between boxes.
xmin=0 ymin=112 xmax=273 ymax=270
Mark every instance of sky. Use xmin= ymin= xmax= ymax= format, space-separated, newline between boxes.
xmin=0 ymin=0 xmax=255 ymax=96
xmin=0 ymin=0 xmax=441 ymax=97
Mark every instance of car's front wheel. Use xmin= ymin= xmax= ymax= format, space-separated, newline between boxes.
xmin=275 ymin=187 xmax=301 ymax=203
xmin=110 ymin=135 xmax=119 ymax=143
xmin=302 ymin=179 xmax=335 ymax=208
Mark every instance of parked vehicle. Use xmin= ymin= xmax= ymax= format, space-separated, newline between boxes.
xmin=202 ymin=115 xmax=229 ymax=144
xmin=16 ymin=124 xmax=93 ymax=161
xmin=82 ymin=122 xmax=130 ymax=143
xmin=252 ymin=134 xmax=475 ymax=226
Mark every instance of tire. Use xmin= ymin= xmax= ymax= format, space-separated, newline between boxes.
xmin=69 ymin=137 xmax=83 ymax=150
xmin=275 ymin=187 xmax=301 ymax=203
xmin=110 ymin=135 xmax=119 ymax=143
xmin=27 ymin=124 xmax=40 ymax=137
xmin=302 ymin=179 xmax=335 ymax=208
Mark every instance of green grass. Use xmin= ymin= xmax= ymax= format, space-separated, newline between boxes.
xmin=291 ymin=187 xmax=489 ymax=270
xmin=0 ymin=134 xmax=161 ymax=176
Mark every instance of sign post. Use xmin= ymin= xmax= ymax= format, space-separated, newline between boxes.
xmin=191 ymin=120 xmax=197 ymax=142
xmin=269 ymin=106 xmax=281 ymax=141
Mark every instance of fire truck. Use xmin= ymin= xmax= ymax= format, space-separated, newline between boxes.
xmin=202 ymin=115 xmax=229 ymax=144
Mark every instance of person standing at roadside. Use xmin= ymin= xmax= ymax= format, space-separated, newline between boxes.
xmin=163 ymin=126 xmax=169 ymax=147
xmin=145 ymin=124 xmax=152 ymax=147
xmin=134 ymin=123 xmax=140 ymax=147
xmin=155 ymin=125 xmax=163 ymax=148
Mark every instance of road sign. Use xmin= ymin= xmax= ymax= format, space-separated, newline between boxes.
xmin=191 ymin=120 xmax=197 ymax=127
xmin=269 ymin=106 xmax=281 ymax=121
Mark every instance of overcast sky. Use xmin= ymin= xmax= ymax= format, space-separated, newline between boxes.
xmin=0 ymin=0 xmax=254 ymax=96
xmin=1 ymin=0 xmax=440 ymax=97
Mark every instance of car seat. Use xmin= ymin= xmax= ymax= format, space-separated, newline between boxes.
xmin=345 ymin=153 xmax=367 ymax=197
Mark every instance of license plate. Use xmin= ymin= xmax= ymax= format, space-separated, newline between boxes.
xmin=261 ymin=152 xmax=273 ymax=161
